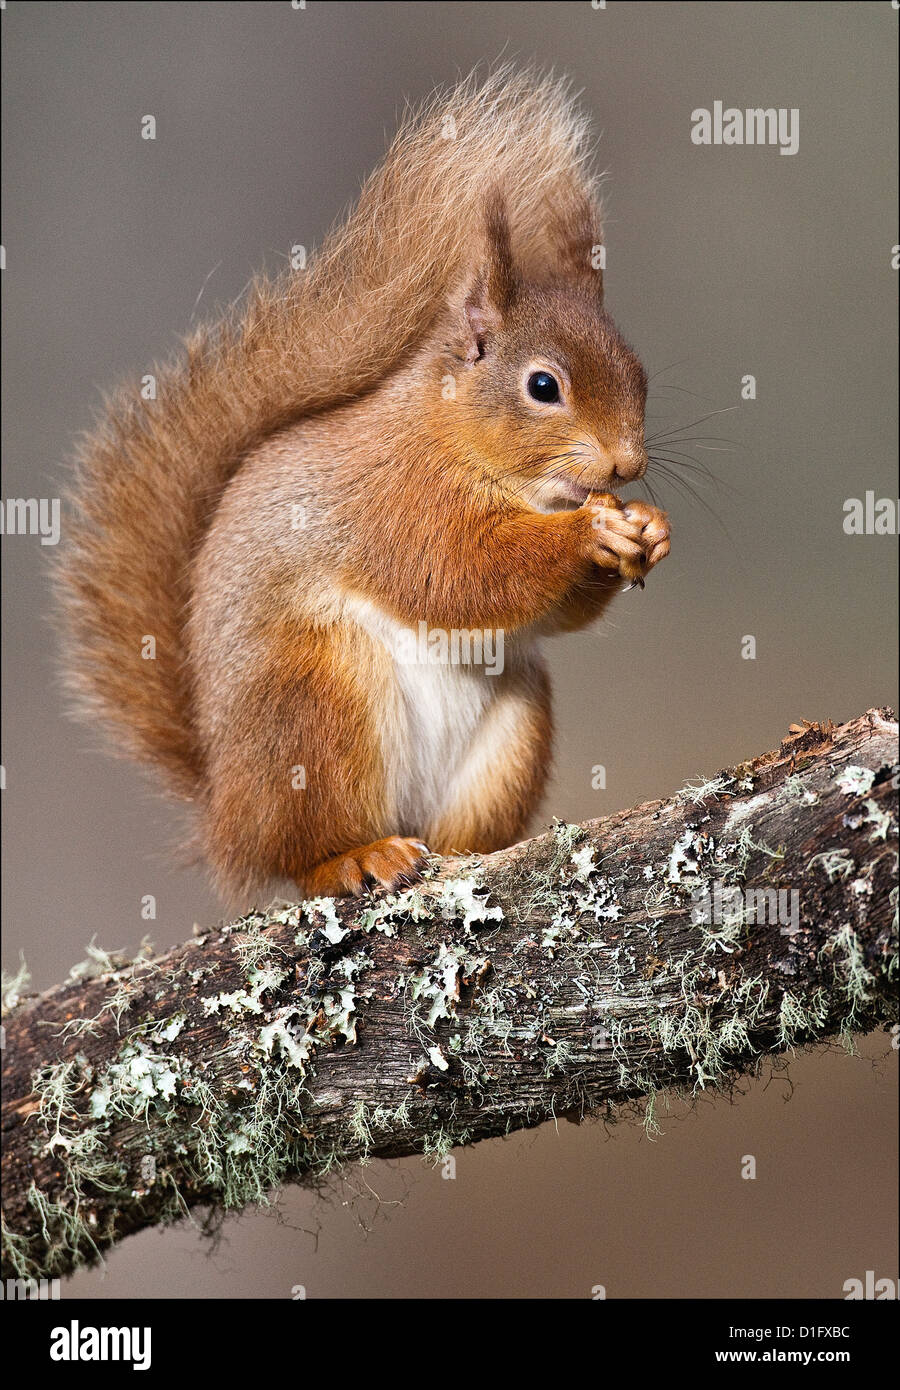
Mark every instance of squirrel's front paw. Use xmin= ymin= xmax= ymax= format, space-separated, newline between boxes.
xmin=585 ymin=493 xmax=670 ymax=584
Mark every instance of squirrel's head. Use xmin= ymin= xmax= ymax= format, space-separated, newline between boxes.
xmin=438 ymin=193 xmax=647 ymax=511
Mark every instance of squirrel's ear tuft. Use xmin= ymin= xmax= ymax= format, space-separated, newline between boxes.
xmin=545 ymin=183 xmax=604 ymax=303
xmin=459 ymin=193 xmax=518 ymax=364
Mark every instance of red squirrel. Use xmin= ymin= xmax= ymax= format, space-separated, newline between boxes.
xmin=60 ymin=69 xmax=670 ymax=901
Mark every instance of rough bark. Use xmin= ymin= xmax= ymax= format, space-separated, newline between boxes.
xmin=2 ymin=708 xmax=897 ymax=1281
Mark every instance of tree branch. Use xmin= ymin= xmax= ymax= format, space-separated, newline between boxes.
xmin=2 ymin=708 xmax=897 ymax=1281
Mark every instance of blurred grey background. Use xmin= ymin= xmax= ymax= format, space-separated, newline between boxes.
xmin=2 ymin=1 xmax=897 ymax=1298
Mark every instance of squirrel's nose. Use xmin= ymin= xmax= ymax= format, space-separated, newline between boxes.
xmin=612 ymin=448 xmax=648 ymax=483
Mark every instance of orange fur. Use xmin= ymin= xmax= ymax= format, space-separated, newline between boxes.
xmin=58 ymin=67 xmax=670 ymax=900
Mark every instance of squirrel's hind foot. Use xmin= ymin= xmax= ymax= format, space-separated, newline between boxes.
xmin=300 ymin=836 xmax=431 ymax=899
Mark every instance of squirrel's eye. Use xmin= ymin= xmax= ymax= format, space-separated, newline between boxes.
xmin=527 ymin=371 xmax=561 ymax=404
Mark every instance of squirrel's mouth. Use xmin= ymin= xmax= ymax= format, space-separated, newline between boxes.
xmin=557 ymin=480 xmax=593 ymax=505
xmin=526 ymin=472 xmax=615 ymax=514
xmin=526 ymin=475 xmax=600 ymax=514
xmin=548 ymin=478 xmax=597 ymax=509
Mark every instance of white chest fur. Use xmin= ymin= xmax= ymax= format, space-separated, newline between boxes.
xmin=343 ymin=595 xmax=513 ymax=835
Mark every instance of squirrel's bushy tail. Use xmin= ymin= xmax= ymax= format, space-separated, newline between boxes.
xmin=59 ymin=67 xmax=601 ymax=798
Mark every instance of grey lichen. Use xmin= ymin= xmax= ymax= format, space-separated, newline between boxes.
xmin=807 ymin=847 xmax=856 ymax=882
xmin=1 ymin=953 xmax=31 ymax=1015
xmin=676 ymin=774 xmax=735 ymax=805
xmin=405 ymin=942 xmax=491 ymax=1034
xmin=835 ymin=765 xmax=877 ymax=796
xmin=822 ymin=924 xmax=877 ymax=1029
